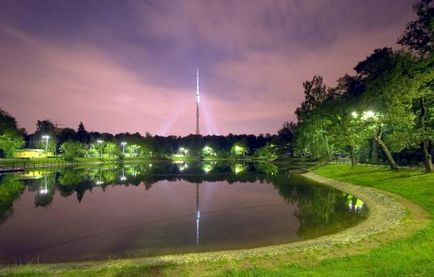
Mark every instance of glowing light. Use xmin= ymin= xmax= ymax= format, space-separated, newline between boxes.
xmin=176 ymin=161 xmax=188 ymax=171
xmin=96 ymin=180 xmax=104 ymax=185
xmin=96 ymin=140 xmax=104 ymax=159
xmin=355 ymin=199 xmax=364 ymax=211
xmin=232 ymin=163 xmax=246 ymax=175
xmin=42 ymin=135 xmax=50 ymax=152
xmin=203 ymin=164 xmax=212 ymax=173
xmin=351 ymin=111 xmax=358 ymax=118
xmin=202 ymin=146 xmax=217 ymax=156
xmin=233 ymin=144 xmax=247 ymax=156
xmin=178 ymin=147 xmax=189 ymax=156
xmin=361 ymin=110 xmax=376 ymax=120
xmin=120 ymin=168 xmax=127 ymax=181
xmin=120 ymin=141 xmax=127 ymax=154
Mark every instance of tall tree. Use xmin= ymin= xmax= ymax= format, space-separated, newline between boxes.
xmin=410 ymin=55 xmax=434 ymax=171
xmin=354 ymin=48 xmax=406 ymax=169
xmin=76 ymin=122 xmax=91 ymax=144
xmin=295 ymin=76 xmax=328 ymax=122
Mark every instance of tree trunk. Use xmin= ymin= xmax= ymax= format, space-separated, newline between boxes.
xmin=418 ymin=97 xmax=433 ymax=173
xmin=350 ymin=145 xmax=357 ymax=166
xmin=422 ymin=140 xmax=433 ymax=173
xmin=374 ymin=136 xmax=398 ymax=170
xmin=371 ymin=139 xmax=379 ymax=164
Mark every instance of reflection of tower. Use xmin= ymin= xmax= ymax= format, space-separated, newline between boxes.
xmin=195 ymin=183 xmax=200 ymax=246
xmin=196 ymin=68 xmax=200 ymax=135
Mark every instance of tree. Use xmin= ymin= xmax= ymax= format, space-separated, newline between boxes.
xmin=293 ymin=77 xmax=334 ymax=160
xmin=398 ymin=0 xmax=434 ymax=56
xmin=0 ymin=109 xmax=24 ymax=158
xmin=75 ymin=122 xmax=91 ymax=144
xmin=0 ymin=131 xmax=24 ymax=158
xmin=105 ymin=142 xmax=120 ymax=159
xmin=409 ymin=55 xmax=434 ymax=171
xmin=354 ymin=48 xmax=410 ymax=169
xmin=33 ymin=120 xmax=57 ymax=152
xmin=254 ymin=143 xmax=278 ymax=160
xmin=275 ymin=122 xmax=296 ymax=155
xmin=0 ymin=109 xmax=19 ymax=133
xmin=295 ymin=76 xmax=328 ymax=122
xmin=57 ymin=128 xmax=76 ymax=148
xmin=126 ymin=144 xmax=147 ymax=157
xmin=60 ymin=141 xmax=86 ymax=161
xmin=230 ymin=141 xmax=249 ymax=158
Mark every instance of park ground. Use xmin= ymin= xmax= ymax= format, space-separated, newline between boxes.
xmin=0 ymin=164 xmax=433 ymax=276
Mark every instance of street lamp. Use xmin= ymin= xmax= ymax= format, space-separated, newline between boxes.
xmin=42 ymin=135 xmax=50 ymax=152
xmin=121 ymin=142 xmax=127 ymax=155
xmin=97 ymin=139 xmax=104 ymax=159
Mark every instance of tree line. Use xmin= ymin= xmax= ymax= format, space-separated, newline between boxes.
xmin=0 ymin=110 xmax=292 ymax=160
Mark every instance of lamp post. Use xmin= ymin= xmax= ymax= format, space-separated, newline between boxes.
xmin=97 ymin=139 xmax=104 ymax=159
xmin=121 ymin=141 xmax=127 ymax=155
xmin=42 ymin=135 xmax=50 ymax=152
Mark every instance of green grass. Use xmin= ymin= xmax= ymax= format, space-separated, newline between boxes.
xmin=217 ymin=165 xmax=434 ymax=277
xmin=1 ymin=164 xmax=433 ymax=276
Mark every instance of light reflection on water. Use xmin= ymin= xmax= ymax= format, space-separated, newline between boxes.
xmin=0 ymin=162 xmax=366 ymax=263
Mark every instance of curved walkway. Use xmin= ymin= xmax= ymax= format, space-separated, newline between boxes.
xmin=1 ymin=172 xmax=429 ymax=274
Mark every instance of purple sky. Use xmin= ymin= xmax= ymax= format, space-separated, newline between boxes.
xmin=0 ymin=0 xmax=415 ymax=136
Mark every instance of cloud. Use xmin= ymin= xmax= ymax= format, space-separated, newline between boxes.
xmin=0 ymin=27 xmax=193 ymax=135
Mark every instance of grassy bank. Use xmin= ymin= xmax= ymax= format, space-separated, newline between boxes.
xmin=210 ymin=165 xmax=433 ymax=276
xmin=1 ymin=164 xmax=432 ymax=276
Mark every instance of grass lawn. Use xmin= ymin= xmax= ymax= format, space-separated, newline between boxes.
xmin=1 ymin=164 xmax=432 ymax=276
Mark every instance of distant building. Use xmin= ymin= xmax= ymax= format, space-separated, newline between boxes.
xmin=14 ymin=149 xmax=54 ymax=158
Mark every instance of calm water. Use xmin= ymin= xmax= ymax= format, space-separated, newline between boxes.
xmin=0 ymin=162 xmax=366 ymax=263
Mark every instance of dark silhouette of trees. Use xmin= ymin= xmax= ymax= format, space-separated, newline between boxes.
xmin=398 ymin=0 xmax=434 ymax=56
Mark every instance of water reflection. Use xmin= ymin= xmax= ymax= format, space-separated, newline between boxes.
xmin=1 ymin=162 xmax=366 ymax=228
xmin=0 ymin=162 xmax=367 ymax=262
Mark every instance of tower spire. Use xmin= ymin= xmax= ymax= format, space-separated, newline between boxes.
xmin=196 ymin=68 xmax=200 ymax=135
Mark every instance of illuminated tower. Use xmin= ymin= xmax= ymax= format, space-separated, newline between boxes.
xmin=195 ymin=68 xmax=201 ymax=245
xmin=196 ymin=68 xmax=200 ymax=135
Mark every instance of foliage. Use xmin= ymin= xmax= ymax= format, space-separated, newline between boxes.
xmin=105 ymin=142 xmax=120 ymax=158
xmin=60 ymin=141 xmax=86 ymax=161
xmin=0 ymin=109 xmax=24 ymax=158
xmin=398 ymin=0 xmax=434 ymax=56
xmin=254 ymin=143 xmax=278 ymax=160
xmin=230 ymin=141 xmax=249 ymax=157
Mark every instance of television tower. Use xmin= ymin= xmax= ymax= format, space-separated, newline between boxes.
xmin=195 ymin=68 xmax=201 ymax=245
xmin=196 ymin=68 xmax=200 ymax=135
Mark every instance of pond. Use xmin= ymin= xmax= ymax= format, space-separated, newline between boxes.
xmin=0 ymin=162 xmax=367 ymax=263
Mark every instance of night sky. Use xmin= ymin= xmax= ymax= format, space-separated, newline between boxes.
xmin=0 ymin=0 xmax=415 ymax=136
